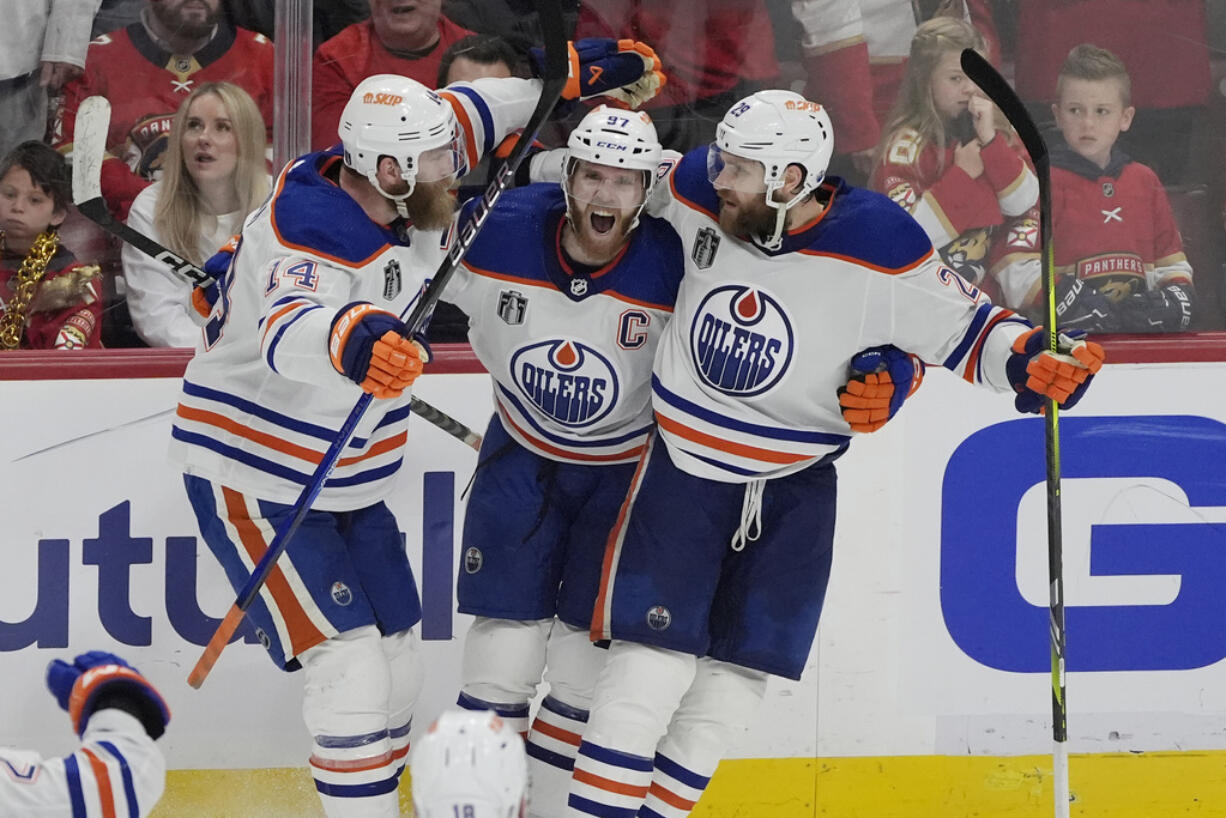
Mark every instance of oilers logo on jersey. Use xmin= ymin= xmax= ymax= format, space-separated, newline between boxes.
xmin=510 ymin=339 xmax=619 ymax=427
xmin=690 ymin=285 xmax=792 ymax=396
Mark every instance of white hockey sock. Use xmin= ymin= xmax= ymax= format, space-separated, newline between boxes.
xmin=459 ymin=616 xmax=552 ymax=736
xmin=382 ymin=627 xmax=423 ymax=777
xmin=527 ymin=620 xmax=607 ymax=818
xmin=639 ymin=658 xmax=768 ymax=818
xmin=566 ymin=642 xmax=696 ymax=817
xmin=300 ymin=626 xmax=399 ymax=818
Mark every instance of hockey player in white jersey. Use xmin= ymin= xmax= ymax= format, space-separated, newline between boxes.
xmin=565 ymin=90 xmax=1106 ymax=817
xmin=411 ymin=710 xmax=528 ymax=818
xmin=2 ymin=651 xmax=169 ymax=817
xmin=442 ymin=105 xmax=683 ymax=818
xmin=168 ymin=41 xmax=665 ymax=818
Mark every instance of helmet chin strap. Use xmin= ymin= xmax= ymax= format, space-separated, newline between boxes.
xmin=367 ymin=168 xmax=414 ymax=220
xmin=757 ymin=177 xmax=821 ymax=251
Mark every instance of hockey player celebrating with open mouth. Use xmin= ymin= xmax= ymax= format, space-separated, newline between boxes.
xmin=166 ymin=38 xmax=665 ymax=817
xmin=563 ymin=89 xmax=1105 ymax=817
xmin=441 ymin=105 xmax=683 ymax=817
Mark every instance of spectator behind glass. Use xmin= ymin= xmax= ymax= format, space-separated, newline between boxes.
xmin=0 ymin=141 xmax=102 ymax=350
xmin=311 ymin=0 xmax=475 ymax=150
xmin=123 ymin=81 xmax=269 ymax=348
xmin=869 ymin=16 xmax=1037 ymax=294
xmin=1010 ymin=0 xmax=1210 ymax=186
xmin=0 ymin=0 xmax=99 ymax=158
xmin=54 ymin=0 xmax=275 ymax=221
xmin=988 ymin=45 xmax=1197 ymax=334
xmin=427 ymin=34 xmax=522 ymax=344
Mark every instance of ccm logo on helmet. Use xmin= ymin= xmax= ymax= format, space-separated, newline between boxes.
xmin=363 ymin=92 xmax=404 ymax=106
xmin=595 ymin=141 xmax=628 ymax=151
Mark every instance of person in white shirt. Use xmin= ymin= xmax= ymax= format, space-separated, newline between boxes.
xmin=0 ymin=0 xmax=100 ymax=157
xmin=122 ymin=80 xmax=269 ymax=347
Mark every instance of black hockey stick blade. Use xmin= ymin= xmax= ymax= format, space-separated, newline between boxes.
xmin=959 ymin=50 xmax=1047 ymax=167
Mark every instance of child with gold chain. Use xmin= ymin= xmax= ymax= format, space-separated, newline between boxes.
xmin=0 ymin=140 xmax=101 ymax=349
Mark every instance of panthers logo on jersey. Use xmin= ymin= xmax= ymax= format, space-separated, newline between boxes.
xmin=689 ymin=285 xmax=792 ymax=396
xmin=510 ymin=339 xmax=620 ymax=427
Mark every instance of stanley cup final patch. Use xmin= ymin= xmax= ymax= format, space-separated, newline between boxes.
xmin=692 ymin=227 xmax=720 ymax=269
xmin=382 ymin=259 xmax=402 ymax=300
xmin=498 ymin=289 xmax=527 ymax=325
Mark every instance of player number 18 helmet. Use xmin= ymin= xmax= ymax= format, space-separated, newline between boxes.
xmin=338 ymin=74 xmax=465 ymax=205
xmin=411 ymin=710 xmax=527 ymax=818
xmin=709 ymin=89 xmax=834 ymax=249
xmin=563 ymin=105 xmax=663 ymax=230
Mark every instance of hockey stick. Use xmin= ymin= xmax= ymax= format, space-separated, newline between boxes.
xmin=70 ymin=95 xmax=482 ymax=453
xmin=960 ymin=49 xmax=1070 ymax=818
xmin=186 ymin=0 xmax=571 ymax=688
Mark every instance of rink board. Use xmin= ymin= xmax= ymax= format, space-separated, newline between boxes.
xmin=3 ymin=357 xmax=1226 ymax=815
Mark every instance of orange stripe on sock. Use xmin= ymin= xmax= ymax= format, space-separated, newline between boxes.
xmin=309 ymin=751 xmax=393 ymax=773
xmin=81 ymin=748 xmax=117 ymax=818
xmin=532 ymin=718 xmax=582 ymax=747
xmin=573 ymin=768 xmax=649 ymax=798
xmin=221 ymin=488 xmax=327 ymax=657
xmin=649 ymin=781 xmax=698 ymax=810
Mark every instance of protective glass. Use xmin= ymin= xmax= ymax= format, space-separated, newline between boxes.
xmin=706 ymin=144 xmax=768 ymax=193
xmin=411 ymin=135 xmax=465 ymax=184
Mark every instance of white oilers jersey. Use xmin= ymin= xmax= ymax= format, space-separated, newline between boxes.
xmin=446 ymin=184 xmax=684 ymax=464
xmin=170 ymin=78 xmax=543 ymax=509
xmin=648 ymin=146 xmax=1033 ymax=483
xmin=0 ymin=711 xmax=165 ymax=817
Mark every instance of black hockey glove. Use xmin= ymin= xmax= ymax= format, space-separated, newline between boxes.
xmin=1055 ymin=276 xmax=1117 ymax=332
xmin=1112 ymin=282 xmax=1196 ymax=333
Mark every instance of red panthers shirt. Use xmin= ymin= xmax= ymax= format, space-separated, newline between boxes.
xmin=0 ymin=243 xmax=102 ymax=349
xmin=54 ymin=21 xmax=275 ymax=218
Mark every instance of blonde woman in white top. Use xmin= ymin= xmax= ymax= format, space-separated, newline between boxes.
xmin=122 ymin=81 xmax=269 ymax=347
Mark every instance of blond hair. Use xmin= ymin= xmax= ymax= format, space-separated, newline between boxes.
xmin=155 ymin=82 xmax=268 ymax=264
xmin=878 ymin=17 xmax=988 ymax=162
xmin=1057 ymin=44 xmax=1131 ymax=107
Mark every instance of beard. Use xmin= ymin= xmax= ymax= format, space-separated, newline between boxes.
xmin=403 ymin=177 xmax=457 ymax=231
xmin=566 ymin=201 xmax=635 ymax=262
xmin=153 ymin=1 xmax=222 ymax=40
xmin=718 ymin=193 xmax=778 ymax=240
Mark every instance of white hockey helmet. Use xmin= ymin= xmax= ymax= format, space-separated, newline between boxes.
xmin=411 ymin=710 xmax=527 ymax=818
xmin=563 ymin=105 xmax=663 ymax=228
xmin=710 ymin=89 xmax=834 ymax=248
xmin=338 ymin=74 xmax=464 ymax=203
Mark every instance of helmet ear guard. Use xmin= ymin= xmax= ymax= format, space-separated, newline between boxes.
xmin=339 ymin=74 xmax=464 ymax=206
xmin=563 ymin=105 xmax=664 ymax=231
xmin=712 ymin=90 xmax=835 ymax=249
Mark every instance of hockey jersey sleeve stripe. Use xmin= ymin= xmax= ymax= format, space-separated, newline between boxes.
xmin=80 ymin=748 xmax=117 ymax=818
xmin=265 ymin=305 xmax=326 ymax=374
xmin=438 ymin=90 xmax=480 ymax=170
xmin=960 ymin=308 xmax=1019 ymax=384
xmin=96 ymin=741 xmax=138 ymax=818
xmin=941 ymin=301 xmax=993 ymax=371
xmin=445 ymin=85 xmax=496 ymax=157
xmin=64 ymin=754 xmax=87 ymax=817
xmin=261 ymin=298 xmax=312 ymax=346
xmin=652 ymin=375 xmax=849 ymax=444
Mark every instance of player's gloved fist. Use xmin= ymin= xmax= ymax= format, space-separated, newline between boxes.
xmin=534 ymin=38 xmax=667 ymax=107
xmin=1055 ymin=276 xmax=1117 ymax=333
xmin=1006 ymin=326 xmax=1105 ymax=414
xmin=837 ymin=345 xmax=925 ymax=432
xmin=46 ymin=651 xmax=170 ymax=739
xmin=330 ymin=302 xmax=424 ymax=399
xmin=190 ymin=239 xmax=239 ymax=324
